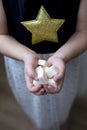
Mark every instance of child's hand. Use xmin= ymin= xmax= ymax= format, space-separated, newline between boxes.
xmin=23 ymin=50 xmax=46 ymax=95
xmin=44 ymin=56 xmax=66 ymax=94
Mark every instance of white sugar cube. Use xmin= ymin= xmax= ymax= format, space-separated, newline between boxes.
xmin=44 ymin=65 xmax=58 ymax=78
xmin=38 ymin=59 xmax=46 ymax=66
xmin=33 ymin=80 xmax=41 ymax=86
xmin=35 ymin=66 xmax=48 ymax=84
xmin=48 ymin=79 xmax=58 ymax=88
xmin=43 ymin=66 xmax=49 ymax=73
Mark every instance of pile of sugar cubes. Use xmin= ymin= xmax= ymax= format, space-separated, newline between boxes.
xmin=33 ymin=59 xmax=59 ymax=88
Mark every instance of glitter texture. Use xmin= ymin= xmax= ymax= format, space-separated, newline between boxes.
xmin=21 ymin=6 xmax=65 ymax=44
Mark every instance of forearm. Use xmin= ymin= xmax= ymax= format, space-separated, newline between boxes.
xmin=54 ymin=31 xmax=87 ymax=63
xmin=0 ymin=34 xmax=33 ymax=61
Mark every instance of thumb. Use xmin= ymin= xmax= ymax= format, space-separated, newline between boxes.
xmin=25 ymin=65 xmax=38 ymax=80
xmin=46 ymin=58 xmax=53 ymax=67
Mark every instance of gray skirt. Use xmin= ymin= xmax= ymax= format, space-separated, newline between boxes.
xmin=4 ymin=52 xmax=87 ymax=130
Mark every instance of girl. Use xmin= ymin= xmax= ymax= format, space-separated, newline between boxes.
xmin=0 ymin=0 xmax=87 ymax=130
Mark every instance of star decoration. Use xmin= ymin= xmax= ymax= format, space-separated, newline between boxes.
xmin=21 ymin=5 xmax=65 ymax=44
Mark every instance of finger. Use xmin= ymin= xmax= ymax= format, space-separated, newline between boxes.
xmin=43 ymin=85 xmax=49 ymax=92
xmin=29 ymin=84 xmax=43 ymax=93
xmin=46 ymin=80 xmax=63 ymax=94
xmin=43 ymin=85 xmax=55 ymax=94
xmin=47 ymin=85 xmax=57 ymax=93
xmin=34 ymin=88 xmax=47 ymax=96
xmin=25 ymin=74 xmax=42 ymax=93
xmin=44 ymin=85 xmax=55 ymax=94
xmin=56 ymin=79 xmax=64 ymax=92
xmin=54 ymin=72 xmax=64 ymax=81
xmin=46 ymin=60 xmax=52 ymax=67
xmin=26 ymin=65 xmax=38 ymax=80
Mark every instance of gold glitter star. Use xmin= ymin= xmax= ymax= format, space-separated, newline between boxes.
xmin=21 ymin=5 xmax=65 ymax=44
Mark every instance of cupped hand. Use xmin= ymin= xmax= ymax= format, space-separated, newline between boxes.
xmin=23 ymin=50 xmax=46 ymax=95
xmin=44 ymin=56 xmax=66 ymax=94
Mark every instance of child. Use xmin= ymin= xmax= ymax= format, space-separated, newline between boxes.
xmin=0 ymin=0 xmax=87 ymax=129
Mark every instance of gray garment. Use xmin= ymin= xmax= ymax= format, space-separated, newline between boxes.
xmin=4 ymin=52 xmax=84 ymax=130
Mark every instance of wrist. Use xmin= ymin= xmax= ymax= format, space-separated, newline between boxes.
xmin=22 ymin=49 xmax=33 ymax=62
xmin=22 ymin=47 xmax=41 ymax=64
xmin=20 ymin=46 xmax=34 ymax=61
xmin=53 ymin=53 xmax=68 ymax=64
